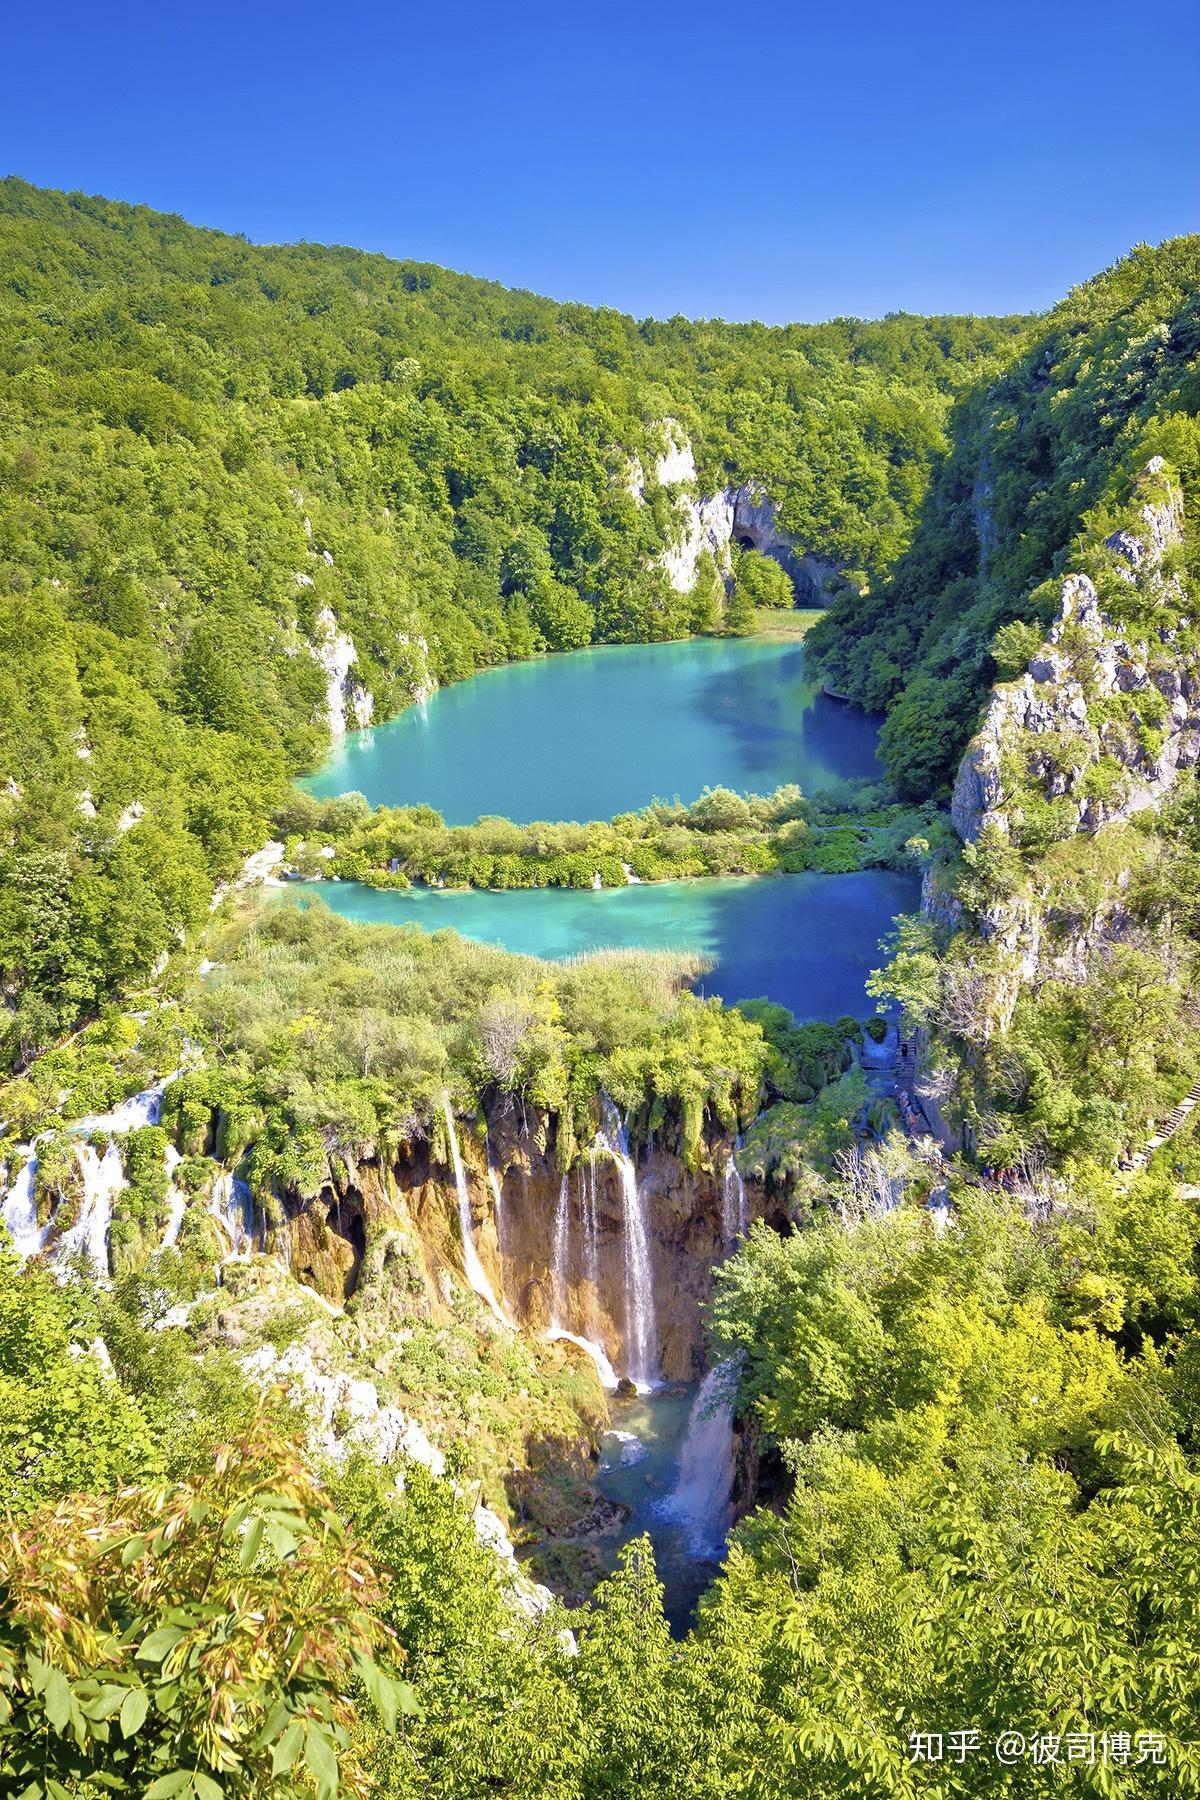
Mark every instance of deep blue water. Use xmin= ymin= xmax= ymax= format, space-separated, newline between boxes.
xmin=278 ymin=870 xmax=917 ymax=1020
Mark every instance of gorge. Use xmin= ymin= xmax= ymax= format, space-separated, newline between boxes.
xmin=2 ymin=179 xmax=1199 ymax=1795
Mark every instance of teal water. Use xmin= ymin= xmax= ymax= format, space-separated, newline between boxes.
xmin=595 ymin=1387 xmax=712 ymax=1636
xmin=278 ymin=870 xmax=917 ymax=1020
xmin=303 ymin=638 xmax=881 ymax=822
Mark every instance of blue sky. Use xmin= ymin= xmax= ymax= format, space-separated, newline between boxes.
xmin=4 ymin=0 xmax=1197 ymax=321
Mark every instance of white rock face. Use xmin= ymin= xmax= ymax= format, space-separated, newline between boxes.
xmin=661 ymin=491 xmax=737 ymax=593
xmin=241 ymin=1341 xmax=446 ymax=1474
xmin=631 ymin=424 xmax=839 ymax=601
xmin=942 ymin=459 xmax=1193 ymax=1040
xmin=952 ymin=464 xmax=1194 ymax=846
xmin=309 ymin=605 xmax=374 ymax=737
xmin=240 ymin=1338 xmax=558 ymax=1619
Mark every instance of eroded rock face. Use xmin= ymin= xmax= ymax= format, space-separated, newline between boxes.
xmin=940 ymin=459 xmax=1193 ymax=1041
xmin=630 ymin=422 xmax=840 ymax=602
xmin=279 ymin=1099 xmax=758 ymax=1382
xmin=308 ymin=604 xmax=375 ymax=736
xmin=952 ymin=461 xmax=1195 ymax=846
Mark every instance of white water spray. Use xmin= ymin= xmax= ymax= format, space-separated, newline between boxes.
xmin=665 ymin=1360 xmax=738 ymax=1555
xmin=546 ymin=1327 xmax=619 ymax=1390
xmin=58 ymin=1141 xmax=125 ymax=1275
xmin=722 ymin=1140 xmax=748 ymax=1246
xmin=161 ymin=1145 xmax=187 ymax=1250
xmin=486 ymin=1154 xmax=508 ymax=1267
xmin=209 ymin=1170 xmax=256 ymax=1257
xmin=2 ymin=1155 xmax=46 ymax=1260
xmin=580 ymin=1156 xmax=601 ymax=1324
xmin=441 ymin=1098 xmax=508 ymax=1326
xmin=551 ymin=1172 xmax=571 ymax=1324
xmin=597 ymin=1097 xmax=657 ymax=1387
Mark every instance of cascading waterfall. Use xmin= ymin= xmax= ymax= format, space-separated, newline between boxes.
xmin=550 ymin=1172 xmax=571 ymax=1325
xmin=2 ymin=1155 xmax=46 ymax=1260
xmin=486 ymin=1152 xmax=508 ymax=1267
xmin=58 ymin=1141 xmax=125 ymax=1275
xmin=665 ymin=1359 xmax=738 ymax=1556
xmin=546 ymin=1325 xmax=619 ymax=1390
xmin=580 ymin=1155 xmax=601 ymax=1325
xmin=441 ymin=1097 xmax=508 ymax=1326
xmin=161 ymin=1144 xmax=187 ymax=1250
xmin=597 ymin=1096 xmax=658 ymax=1387
xmin=209 ymin=1170 xmax=256 ymax=1256
xmin=722 ymin=1140 xmax=748 ymax=1246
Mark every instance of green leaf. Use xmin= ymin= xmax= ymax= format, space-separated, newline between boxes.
xmin=120 ymin=1686 xmax=150 ymax=1738
xmin=304 ymin=1722 xmax=340 ymax=1795
xmin=238 ymin=1517 xmax=263 ymax=1568
xmin=137 ymin=1627 xmax=187 ymax=1664
xmin=191 ymin=1775 xmax=224 ymax=1800
xmin=120 ymin=1535 xmax=150 ymax=1567
xmin=43 ymin=1668 xmax=71 ymax=1733
xmin=271 ymin=1719 xmax=305 ymax=1776
xmin=143 ymin=1773 xmax=194 ymax=1799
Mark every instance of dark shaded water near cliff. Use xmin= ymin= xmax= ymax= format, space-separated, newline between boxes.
xmin=281 ymin=869 xmax=918 ymax=1020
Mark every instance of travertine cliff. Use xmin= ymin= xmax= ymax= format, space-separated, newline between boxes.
xmin=942 ymin=458 xmax=1193 ymax=1041
xmin=953 ymin=460 xmax=1194 ymax=844
xmin=631 ymin=423 xmax=840 ymax=603
xmin=277 ymin=1095 xmax=758 ymax=1383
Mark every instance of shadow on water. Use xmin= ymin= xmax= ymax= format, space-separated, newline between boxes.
xmin=301 ymin=638 xmax=882 ymax=822
xmin=277 ymin=868 xmax=920 ymax=1021
xmin=695 ymin=647 xmax=882 ymax=790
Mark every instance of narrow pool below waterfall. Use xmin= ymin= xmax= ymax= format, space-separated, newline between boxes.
xmin=591 ymin=1380 xmax=734 ymax=1636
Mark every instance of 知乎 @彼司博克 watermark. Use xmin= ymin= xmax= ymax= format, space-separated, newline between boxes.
xmin=907 ymin=1730 xmax=1167 ymax=1768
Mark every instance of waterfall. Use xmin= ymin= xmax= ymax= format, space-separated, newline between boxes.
xmin=2 ymin=1155 xmax=46 ymax=1261
xmin=722 ymin=1140 xmax=748 ymax=1246
xmin=71 ymin=1075 xmax=177 ymax=1138
xmin=580 ymin=1156 xmax=601 ymax=1324
xmin=209 ymin=1170 xmax=255 ymax=1256
xmin=486 ymin=1153 xmax=508 ymax=1268
xmin=551 ymin=1172 xmax=571 ymax=1325
xmin=440 ymin=1097 xmax=507 ymax=1326
xmin=161 ymin=1145 xmax=187 ymax=1250
xmin=665 ymin=1360 xmax=738 ymax=1556
xmin=545 ymin=1327 xmax=619 ymax=1391
xmin=597 ymin=1097 xmax=657 ymax=1387
xmin=58 ymin=1141 xmax=125 ymax=1275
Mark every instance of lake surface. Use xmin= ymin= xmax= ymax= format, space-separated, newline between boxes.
xmin=279 ymin=870 xmax=918 ymax=1020
xmin=303 ymin=638 xmax=881 ymax=821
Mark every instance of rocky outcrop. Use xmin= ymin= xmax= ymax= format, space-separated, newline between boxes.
xmin=952 ymin=461 xmax=1194 ymax=845
xmin=941 ymin=459 xmax=1193 ymax=1041
xmin=308 ymin=604 xmax=375 ymax=736
xmin=630 ymin=423 xmax=840 ymax=603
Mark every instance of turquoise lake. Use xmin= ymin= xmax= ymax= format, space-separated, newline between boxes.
xmin=280 ymin=872 xmax=917 ymax=1022
xmin=296 ymin=636 xmax=917 ymax=1017
xmin=303 ymin=637 xmax=882 ymax=822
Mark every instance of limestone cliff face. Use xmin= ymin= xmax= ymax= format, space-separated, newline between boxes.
xmin=953 ymin=460 xmax=1193 ymax=845
xmin=941 ymin=458 xmax=1193 ymax=1040
xmin=630 ymin=423 xmax=840 ymax=603
xmin=277 ymin=1096 xmax=758 ymax=1383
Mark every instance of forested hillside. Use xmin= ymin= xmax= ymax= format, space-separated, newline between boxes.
xmin=0 ymin=178 xmax=1015 ymax=1064
xmin=807 ymin=237 xmax=1200 ymax=795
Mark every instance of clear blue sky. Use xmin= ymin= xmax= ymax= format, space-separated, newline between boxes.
xmin=4 ymin=0 xmax=1197 ymax=322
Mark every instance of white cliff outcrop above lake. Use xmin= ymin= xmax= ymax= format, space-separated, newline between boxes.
xmin=308 ymin=603 xmax=375 ymax=736
xmin=632 ymin=423 xmax=840 ymax=601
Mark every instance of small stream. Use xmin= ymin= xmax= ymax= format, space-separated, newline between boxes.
xmin=594 ymin=1376 xmax=735 ymax=1635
